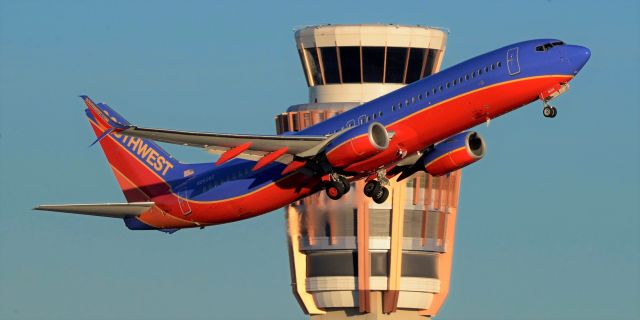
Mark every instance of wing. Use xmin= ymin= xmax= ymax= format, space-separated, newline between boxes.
xmin=120 ymin=126 xmax=327 ymax=158
xmin=34 ymin=202 xmax=155 ymax=218
xmin=81 ymin=96 xmax=334 ymax=170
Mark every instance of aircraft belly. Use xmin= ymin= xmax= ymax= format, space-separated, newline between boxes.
xmin=344 ymin=74 xmax=574 ymax=174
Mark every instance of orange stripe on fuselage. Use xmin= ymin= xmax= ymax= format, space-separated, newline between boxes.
xmin=338 ymin=74 xmax=573 ymax=173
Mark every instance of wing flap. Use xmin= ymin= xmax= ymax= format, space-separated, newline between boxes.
xmin=34 ymin=202 xmax=155 ymax=218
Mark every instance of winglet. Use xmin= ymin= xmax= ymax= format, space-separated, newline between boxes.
xmin=89 ymin=127 xmax=116 ymax=147
xmin=80 ymin=95 xmax=128 ymax=131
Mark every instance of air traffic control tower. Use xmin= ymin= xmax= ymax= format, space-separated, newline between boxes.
xmin=275 ymin=25 xmax=460 ymax=319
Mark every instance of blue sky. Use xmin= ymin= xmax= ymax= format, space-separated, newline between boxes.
xmin=0 ymin=0 xmax=638 ymax=319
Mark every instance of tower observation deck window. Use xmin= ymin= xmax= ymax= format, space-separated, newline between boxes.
xmin=320 ymin=47 xmax=341 ymax=84
xmin=362 ymin=47 xmax=385 ymax=82
xmin=297 ymin=49 xmax=311 ymax=87
xmin=303 ymin=48 xmax=323 ymax=85
xmin=339 ymin=46 xmax=361 ymax=83
xmin=386 ymin=47 xmax=407 ymax=83
xmin=405 ymin=48 xmax=427 ymax=84
xmin=424 ymin=49 xmax=437 ymax=77
xmin=300 ymin=46 xmax=441 ymax=86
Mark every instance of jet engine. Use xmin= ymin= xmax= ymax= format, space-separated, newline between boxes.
xmin=325 ymin=122 xmax=390 ymax=168
xmin=422 ymin=131 xmax=486 ymax=176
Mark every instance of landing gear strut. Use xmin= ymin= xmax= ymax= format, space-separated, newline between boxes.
xmin=325 ymin=174 xmax=350 ymax=200
xmin=542 ymin=101 xmax=557 ymax=118
xmin=363 ymin=169 xmax=390 ymax=204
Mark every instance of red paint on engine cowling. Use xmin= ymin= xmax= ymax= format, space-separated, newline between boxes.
xmin=326 ymin=134 xmax=384 ymax=168
xmin=425 ymin=147 xmax=480 ymax=176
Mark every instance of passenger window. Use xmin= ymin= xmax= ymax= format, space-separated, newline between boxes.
xmin=426 ymin=91 xmax=430 ymax=97
xmin=378 ymin=111 xmax=382 ymax=117
xmin=465 ymin=74 xmax=470 ymax=80
xmin=446 ymin=82 xmax=451 ymax=89
xmin=439 ymin=85 xmax=443 ymax=92
xmin=453 ymin=79 xmax=457 ymax=86
xmin=418 ymin=94 xmax=422 ymax=100
xmin=478 ymin=69 xmax=482 ymax=75
xmin=484 ymin=66 xmax=489 ymax=72
xmin=411 ymin=97 xmax=416 ymax=104
xmin=405 ymin=99 xmax=409 ymax=106
xmin=432 ymin=88 xmax=437 ymax=94
xmin=497 ymin=61 xmax=502 ymax=68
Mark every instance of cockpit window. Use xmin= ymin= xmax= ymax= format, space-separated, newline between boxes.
xmin=535 ymin=41 xmax=565 ymax=52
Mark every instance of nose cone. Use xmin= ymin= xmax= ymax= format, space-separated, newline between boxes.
xmin=568 ymin=45 xmax=591 ymax=73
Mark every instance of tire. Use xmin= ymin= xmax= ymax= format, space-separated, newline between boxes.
xmin=549 ymin=106 xmax=557 ymax=118
xmin=326 ymin=183 xmax=343 ymax=200
xmin=543 ymin=106 xmax=553 ymax=117
xmin=364 ymin=180 xmax=378 ymax=197
xmin=339 ymin=176 xmax=351 ymax=194
xmin=372 ymin=187 xmax=389 ymax=204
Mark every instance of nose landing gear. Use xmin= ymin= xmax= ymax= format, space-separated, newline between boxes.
xmin=540 ymin=83 xmax=569 ymax=119
xmin=543 ymin=103 xmax=557 ymax=118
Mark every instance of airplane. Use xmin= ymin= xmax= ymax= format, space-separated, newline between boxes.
xmin=35 ymin=39 xmax=591 ymax=233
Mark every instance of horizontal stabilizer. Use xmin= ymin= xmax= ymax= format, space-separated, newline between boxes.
xmin=34 ymin=202 xmax=155 ymax=218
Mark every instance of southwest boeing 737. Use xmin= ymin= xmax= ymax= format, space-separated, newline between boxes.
xmin=36 ymin=39 xmax=591 ymax=233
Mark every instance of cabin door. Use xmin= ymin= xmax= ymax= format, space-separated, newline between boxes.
xmin=178 ymin=192 xmax=192 ymax=216
xmin=507 ymin=47 xmax=521 ymax=75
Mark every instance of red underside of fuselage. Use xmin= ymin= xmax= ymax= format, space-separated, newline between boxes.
xmin=337 ymin=75 xmax=573 ymax=173
xmin=93 ymin=74 xmax=572 ymax=229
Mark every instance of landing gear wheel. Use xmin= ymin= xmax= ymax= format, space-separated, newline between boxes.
xmin=372 ymin=186 xmax=389 ymax=204
xmin=543 ymin=105 xmax=556 ymax=118
xmin=325 ymin=181 xmax=344 ymax=200
xmin=338 ymin=176 xmax=351 ymax=194
xmin=364 ymin=180 xmax=380 ymax=197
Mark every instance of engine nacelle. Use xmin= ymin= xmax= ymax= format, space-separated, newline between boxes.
xmin=325 ymin=122 xmax=390 ymax=168
xmin=422 ymin=131 xmax=486 ymax=176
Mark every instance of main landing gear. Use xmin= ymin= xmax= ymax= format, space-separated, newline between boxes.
xmin=363 ymin=170 xmax=390 ymax=204
xmin=324 ymin=170 xmax=390 ymax=204
xmin=325 ymin=174 xmax=351 ymax=200
xmin=364 ymin=180 xmax=389 ymax=204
